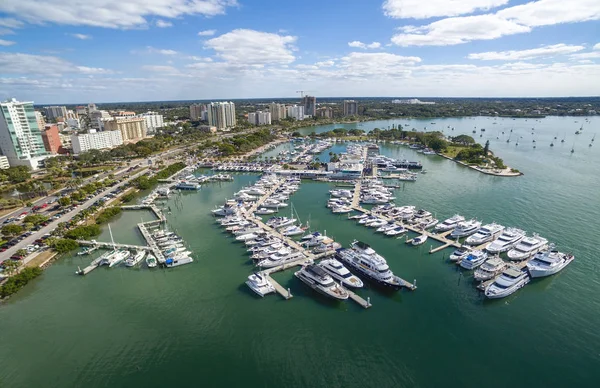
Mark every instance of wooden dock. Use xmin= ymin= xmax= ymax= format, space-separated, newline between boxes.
xmin=266 ymin=275 xmax=293 ymax=299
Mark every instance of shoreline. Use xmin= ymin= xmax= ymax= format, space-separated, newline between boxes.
xmin=437 ymin=153 xmax=523 ymax=177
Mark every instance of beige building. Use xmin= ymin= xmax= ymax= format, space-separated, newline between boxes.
xmin=104 ymin=118 xmax=147 ymax=142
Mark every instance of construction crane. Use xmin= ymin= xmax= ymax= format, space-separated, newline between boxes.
xmin=296 ymin=90 xmax=312 ymax=98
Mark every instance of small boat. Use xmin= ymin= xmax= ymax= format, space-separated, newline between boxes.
xmin=435 ymin=215 xmax=465 ymax=232
xmin=255 ymin=207 xmax=276 ymax=215
xmin=246 ymin=272 xmax=276 ymax=297
xmin=412 ymin=234 xmax=428 ymax=246
xmin=165 ymin=255 xmax=194 ymax=267
xmin=459 ymin=250 xmax=488 ymax=270
xmin=485 ymin=266 xmax=530 ymax=299
xmin=146 ymin=254 xmax=157 ymax=268
xmin=319 ymin=259 xmax=364 ymax=288
xmin=526 ymin=247 xmax=574 ymax=278
xmin=448 ymin=246 xmax=471 ymax=262
xmin=294 ymin=264 xmax=349 ymax=300
xmin=281 ymin=225 xmax=306 ymax=236
xmin=125 ymin=250 xmax=146 ymax=267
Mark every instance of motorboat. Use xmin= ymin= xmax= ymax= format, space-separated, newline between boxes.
xmin=165 ymin=255 xmax=194 ymax=267
xmin=435 ymin=215 xmax=465 ymax=232
xmin=474 ymin=257 xmax=507 ymax=281
xmin=336 ymin=241 xmax=405 ymax=289
xmin=332 ymin=205 xmax=353 ymax=214
xmin=252 ymin=247 xmax=292 ymax=260
xmin=412 ymin=234 xmax=428 ymax=246
xmin=459 ymin=250 xmax=488 ymax=270
xmin=448 ymin=246 xmax=472 ymax=262
xmin=486 ymin=228 xmax=525 ymax=253
xmin=262 ymin=199 xmax=288 ymax=208
xmin=212 ymin=204 xmax=240 ymax=217
xmin=349 ymin=213 xmax=369 ymax=220
xmin=526 ymin=247 xmax=574 ymax=278
xmin=266 ymin=216 xmax=296 ymax=228
xmin=257 ymin=251 xmax=304 ymax=268
xmin=108 ymin=250 xmax=130 ymax=268
xmin=465 ymin=223 xmax=505 ymax=245
xmin=281 ymin=225 xmax=306 ymax=236
xmin=246 ymin=272 xmax=276 ymax=297
xmin=329 ymin=189 xmax=353 ymax=198
xmin=450 ymin=219 xmax=482 ymax=238
xmin=484 ymin=266 xmax=530 ymax=299
xmin=294 ymin=265 xmax=349 ymax=300
xmin=507 ymin=234 xmax=548 ymax=261
xmin=301 ymin=231 xmax=323 ymax=241
xmin=412 ymin=209 xmax=432 ymax=220
xmin=417 ymin=218 xmax=439 ymax=230
xmin=367 ymin=219 xmax=387 ymax=228
xmin=359 ymin=216 xmax=378 ymax=225
xmin=145 ymin=254 xmax=157 ymax=268
xmin=255 ymin=207 xmax=276 ymax=215
xmin=312 ymin=241 xmax=342 ymax=253
xmin=385 ymin=225 xmax=407 ymax=236
xmin=318 ymin=259 xmax=363 ymax=288
xmin=395 ymin=206 xmax=415 ymax=220
xmin=376 ymin=223 xmax=398 ymax=233
xmin=236 ymin=233 xmax=260 ymax=241
xmin=125 ymin=250 xmax=146 ymax=267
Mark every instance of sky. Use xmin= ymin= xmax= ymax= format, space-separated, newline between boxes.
xmin=0 ymin=0 xmax=599 ymax=104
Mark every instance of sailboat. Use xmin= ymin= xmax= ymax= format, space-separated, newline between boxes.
xmin=571 ymin=144 xmax=575 ymax=154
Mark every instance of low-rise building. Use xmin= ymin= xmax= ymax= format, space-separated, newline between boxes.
xmin=0 ymin=156 xmax=9 ymax=170
xmin=199 ymin=125 xmax=217 ymax=133
xmin=70 ymin=130 xmax=124 ymax=155
xmin=41 ymin=124 xmax=61 ymax=154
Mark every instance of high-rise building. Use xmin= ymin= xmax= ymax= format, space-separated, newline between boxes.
xmin=70 ymin=130 xmax=124 ymax=155
xmin=207 ymin=102 xmax=236 ymax=130
xmin=41 ymin=124 xmax=61 ymax=154
xmin=89 ymin=110 xmax=112 ymax=130
xmin=138 ymin=111 xmax=164 ymax=134
xmin=0 ymin=98 xmax=49 ymax=169
xmin=316 ymin=107 xmax=333 ymax=118
xmin=302 ymin=96 xmax=317 ymax=117
xmin=104 ymin=118 xmax=147 ymax=142
xmin=343 ymin=100 xmax=359 ymax=116
xmin=247 ymin=111 xmax=272 ymax=126
xmin=66 ymin=118 xmax=81 ymax=129
xmin=269 ymin=103 xmax=287 ymax=121
xmin=190 ymin=104 xmax=207 ymax=121
xmin=34 ymin=111 xmax=46 ymax=130
xmin=44 ymin=105 xmax=68 ymax=121
xmin=286 ymin=105 xmax=305 ymax=121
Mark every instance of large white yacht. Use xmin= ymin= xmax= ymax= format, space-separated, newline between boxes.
xmin=125 ymin=250 xmax=146 ymax=267
xmin=246 ymin=272 xmax=276 ymax=297
xmin=474 ymin=257 xmax=507 ymax=281
xmin=450 ymin=219 xmax=482 ymax=238
xmin=336 ymin=241 xmax=404 ymax=289
xmin=526 ymin=247 xmax=575 ymax=278
xmin=266 ymin=216 xmax=296 ymax=228
xmin=507 ymin=234 xmax=548 ymax=261
xmin=486 ymin=228 xmax=525 ymax=254
xmin=465 ymin=223 xmax=505 ymax=246
xmin=295 ymin=265 xmax=349 ymax=300
xmin=485 ymin=266 xmax=530 ymax=299
xmin=257 ymin=251 xmax=304 ymax=268
xmin=319 ymin=259 xmax=364 ymax=288
xmin=459 ymin=250 xmax=488 ymax=270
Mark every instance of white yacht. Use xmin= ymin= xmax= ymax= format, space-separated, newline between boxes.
xmin=145 ymin=254 xmax=157 ymax=268
xmin=165 ymin=255 xmax=194 ymax=267
xmin=367 ymin=219 xmax=387 ymax=228
xmin=262 ymin=199 xmax=288 ymax=208
xmin=485 ymin=266 xmax=530 ymax=299
xmin=459 ymin=250 xmax=488 ymax=270
xmin=450 ymin=219 xmax=482 ymax=238
xmin=526 ymin=247 xmax=575 ymax=278
xmin=412 ymin=234 xmax=428 ymax=246
xmin=385 ymin=225 xmax=407 ymax=236
xmin=246 ymin=272 xmax=276 ymax=297
xmin=486 ymin=228 xmax=525 ymax=254
xmin=125 ymin=250 xmax=146 ymax=267
xmin=332 ymin=205 xmax=353 ymax=214
xmin=474 ymin=257 xmax=507 ymax=281
xmin=418 ymin=218 xmax=439 ymax=230
xmin=212 ymin=204 xmax=239 ymax=217
xmin=465 ymin=223 xmax=505 ymax=246
xmin=329 ymin=189 xmax=353 ymax=198
xmin=336 ymin=241 xmax=405 ymax=289
xmin=255 ymin=207 xmax=276 ymax=215
xmin=281 ymin=225 xmax=305 ymax=236
xmin=507 ymin=234 xmax=548 ymax=261
xmin=312 ymin=240 xmax=341 ymax=253
xmin=257 ymin=251 xmax=304 ymax=268
xmin=318 ymin=259 xmax=363 ymax=288
xmin=294 ymin=265 xmax=349 ymax=300
xmin=108 ymin=250 xmax=130 ymax=268
xmin=448 ymin=246 xmax=472 ymax=262
xmin=266 ymin=216 xmax=296 ymax=228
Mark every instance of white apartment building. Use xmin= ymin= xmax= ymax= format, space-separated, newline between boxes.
xmin=343 ymin=100 xmax=359 ymax=116
xmin=268 ymin=103 xmax=287 ymax=121
xmin=248 ymin=111 xmax=272 ymax=126
xmin=138 ymin=111 xmax=164 ymax=133
xmin=207 ymin=102 xmax=236 ymax=130
xmin=0 ymin=98 xmax=49 ymax=169
xmin=0 ymin=155 xmax=9 ymax=170
xmin=70 ymin=130 xmax=124 ymax=155
xmin=286 ymin=105 xmax=305 ymax=121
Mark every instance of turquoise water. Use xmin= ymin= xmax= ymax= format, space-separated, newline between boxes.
xmin=0 ymin=117 xmax=599 ymax=387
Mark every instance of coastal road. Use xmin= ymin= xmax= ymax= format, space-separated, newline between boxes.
xmin=0 ymin=168 xmax=152 ymax=265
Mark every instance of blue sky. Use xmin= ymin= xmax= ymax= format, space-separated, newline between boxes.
xmin=0 ymin=0 xmax=599 ymax=103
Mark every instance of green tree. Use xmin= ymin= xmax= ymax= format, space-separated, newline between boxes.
xmin=483 ymin=140 xmax=490 ymax=156
xmin=428 ymin=138 xmax=447 ymax=152
xmin=46 ymin=238 xmax=79 ymax=253
xmin=58 ymin=197 xmax=71 ymax=207
xmin=2 ymin=224 xmax=23 ymax=237
xmin=15 ymin=248 xmax=28 ymax=258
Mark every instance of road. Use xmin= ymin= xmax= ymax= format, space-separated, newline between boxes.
xmin=0 ymin=168 xmax=152 ymax=264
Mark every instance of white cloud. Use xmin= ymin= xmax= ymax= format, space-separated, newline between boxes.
xmin=0 ymin=52 xmax=113 ymax=75
xmin=0 ymin=39 xmax=16 ymax=46
xmin=391 ymin=14 xmax=531 ymax=46
xmin=70 ymin=33 xmax=92 ymax=40
xmin=0 ymin=28 xmax=15 ymax=35
xmin=0 ymin=17 xmax=23 ymax=28
xmin=468 ymin=43 xmax=585 ymax=61
xmin=141 ymin=65 xmax=180 ymax=73
xmin=348 ymin=41 xmax=381 ymax=49
xmin=155 ymin=20 xmax=172 ymax=28
xmin=383 ymin=0 xmax=508 ymax=19
xmin=593 ymin=43 xmax=600 ymax=50
xmin=205 ymin=29 xmax=297 ymax=65
xmin=497 ymin=0 xmax=600 ymax=27
xmin=0 ymin=0 xmax=238 ymax=29
xmin=188 ymin=56 xmax=213 ymax=62
xmin=137 ymin=46 xmax=178 ymax=55
xmin=570 ymin=51 xmax=600 ymax=60
xmin=198 ymin=29 xmax=216 ymax=36
xmin=315 ymin=60 xmax=335 ymax=67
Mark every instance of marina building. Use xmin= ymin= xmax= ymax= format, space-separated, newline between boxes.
xmin=0 ymin=98 xmax=49 ymax=169
xmin=104 ymin=117 xmax=147 ymax=142
xmin=287 ymin=105 xmax=305 ymax=121
xmin=302 ymin=95 xmax=317 ymax=117
xmin=41 ymin=124 xmax=61 ymax=154
xmin=327 ymin=162 xmax=364 ymax=179
xmin=207 ymin=102 xmax=236 ymax=130
xmin=70 ymin=130 xmax=124 ymax=155
xmin=343 ymin=100 xmax=359 ymax=116
xmin=248 ymin=111 xmax=272 ymax=126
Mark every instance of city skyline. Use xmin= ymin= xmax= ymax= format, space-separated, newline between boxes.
xmin=0 ymin=0 xmax=599 ymax=103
